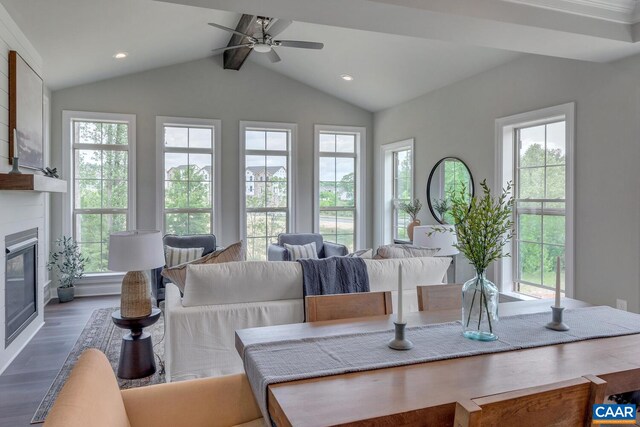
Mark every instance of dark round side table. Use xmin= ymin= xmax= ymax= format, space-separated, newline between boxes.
xmin=111 ymin=308 xmax=161 ymax=379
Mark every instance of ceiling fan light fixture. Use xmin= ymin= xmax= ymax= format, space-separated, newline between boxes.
xmin=253 ymin=43 xmax=272 ymax=53
xmin=340 ymin=74 xmax=354 ymax=81
xmin=113 ymin=52 xmax=128 ymax=59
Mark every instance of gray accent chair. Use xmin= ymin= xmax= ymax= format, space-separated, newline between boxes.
xmin=151 ymin=234 xmax=217 ymax=305
xmin=267 ymin=233 xmax=348 ymax=261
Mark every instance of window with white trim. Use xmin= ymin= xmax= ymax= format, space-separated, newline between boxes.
xmin=380 ymin=139 xmax=414 ymax=244
xmin=64 ymin=112 xmax=136 ymax=274
xmin=496 ymin=103 xmax=574 ymax=298
xmin=240 ymin=122 xmax=295 ymax=261
xmin=315 ymin=126 xmax=365 ymax=252
xmin=157 ymin=117 xmax=219 ymax=235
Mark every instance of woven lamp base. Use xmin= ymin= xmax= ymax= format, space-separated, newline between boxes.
xmin=120 ymin=271 xmax=152 ymax=318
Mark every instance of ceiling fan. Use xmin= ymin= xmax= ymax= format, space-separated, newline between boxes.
xmin=208 ymin=17 xmax=324 ymax=63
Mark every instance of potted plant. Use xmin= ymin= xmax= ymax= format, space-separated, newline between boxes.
xmin=432 ymin=180 xmax=514 ymax=341
xmin=400 ymin=198 xmax=422 ymax=241
xmin=47 ymin=236 xmax=88 ymax=303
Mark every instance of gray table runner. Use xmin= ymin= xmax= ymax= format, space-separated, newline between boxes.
xmin=243 ymin=306 xmax=640 ymax=424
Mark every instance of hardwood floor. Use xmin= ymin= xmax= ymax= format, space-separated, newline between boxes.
xmin=0 ymin=295 xmax=119 ymax=427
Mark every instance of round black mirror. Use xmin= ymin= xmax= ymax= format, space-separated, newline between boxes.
xmin=426 ymin=157 xmax=474 ymax=224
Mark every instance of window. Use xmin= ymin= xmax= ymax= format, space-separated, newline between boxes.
xmin=240 ymin=122 xmax=296 ymax=261
xmin=157 ymin=117 xmax=220 ymax=236
xmin=63 ymin=111 xmax=136 ymax=274
xmin=496 ymin=103 xmax=574 ymax=298
xmin=315 ymin=126 xmax=366 ymax=252
xmin=392 ymin=149 xmax=413 ymax=240
xmin=380 ymin=139 xmax=414 ymax=244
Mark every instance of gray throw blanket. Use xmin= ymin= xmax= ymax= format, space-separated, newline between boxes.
xmin=298 ymin=257 xmax=369 ymax=298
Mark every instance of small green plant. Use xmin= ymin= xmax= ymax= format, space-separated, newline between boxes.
xmin=400 ymin=198 xmax=422 ymax=221
xmin=47 ymin=236 xmax=88 ymax=288
xmin=432 ymin=198 xmax=451 ymax=220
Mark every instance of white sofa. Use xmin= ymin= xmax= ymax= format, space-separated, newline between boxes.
xmin=164 ymin=256 xmax=451 ymax=382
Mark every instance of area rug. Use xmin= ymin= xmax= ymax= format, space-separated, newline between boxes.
xmin=31 ymin=307 xmax=165 ymax=424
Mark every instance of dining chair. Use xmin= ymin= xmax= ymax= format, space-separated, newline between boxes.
xmin=305 ymin=291 xmax=393 ymax=322
xmin=417 ymin=284 xmax=462 ymax=311
xmin=453 ymin=375 xmax=607 ymax=427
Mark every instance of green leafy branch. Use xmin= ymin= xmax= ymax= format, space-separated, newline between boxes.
xmin=432 ymin=179 xmax=514 ymax=274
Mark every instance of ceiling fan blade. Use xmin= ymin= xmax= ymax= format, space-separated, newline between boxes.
xmin=266 ymin=19 xmax=292 ymax=37
xmin=208 ymin=22 xmax=255 ymax=40
xmin=276 ymin=40 xmax=324 ymax=50
xmin=265 ymin=48 xmax=281 ymax=63
xmin=211 ymin=43 xmax=253 ymax=55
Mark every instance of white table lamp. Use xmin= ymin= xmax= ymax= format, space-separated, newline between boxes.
xmin=412 ymin=225 xmax=458 ymax=256
xmin=413 ymin=225 xmax=458 ymax=282
xmin=108 ymin=230 xmax=165 ymax=318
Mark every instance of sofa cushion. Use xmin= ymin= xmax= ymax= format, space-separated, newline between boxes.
xmin=348 ymin=248 xmax=374 ymax=259
xmin=162 ymin=242 xmax=244 ymax=293
xmin=182 ymin=261 xmax=303 ymax=307
xmin=284 ymin=242 xmax=319 ymax=261
xmin=365 ymin=257 xmax=451 ymax=293
xmin=375 ymin=244 xmax=441 ymax=259
xmin=278 ymin=233 xmax=324 ymax=256
xmin=165 ymin=246 xmax=204 ymax=268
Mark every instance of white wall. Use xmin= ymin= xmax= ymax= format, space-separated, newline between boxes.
xmin=374 ymin=54 xmax=640 ymax=313
xmin=0 ymin=4 xmax=48 ymax=374
xmin=50 ymin=56 xmax=373 ymax=293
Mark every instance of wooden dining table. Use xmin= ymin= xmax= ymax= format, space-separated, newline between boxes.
xmin=235 ymin=298 xmax=640 ymax=426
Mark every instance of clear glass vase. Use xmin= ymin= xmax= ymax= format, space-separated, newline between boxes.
xmin=462 ymin=271 xmax=499 ymax=341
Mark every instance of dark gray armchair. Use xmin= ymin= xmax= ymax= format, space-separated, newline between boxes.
xmin=151 ymin=234 xmax=217 ymax=305
xmin=267 ymin=233 xmax=348 ymax=261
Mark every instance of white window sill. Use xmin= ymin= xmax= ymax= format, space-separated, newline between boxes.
xmin=499 ymin=291 xmax=539 ymax=302
xmin=76 ymin=272 xmax=125 ymax=286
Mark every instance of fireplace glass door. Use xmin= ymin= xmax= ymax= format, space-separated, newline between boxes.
xmin=5 ymin=231 xmax=38 ymax=347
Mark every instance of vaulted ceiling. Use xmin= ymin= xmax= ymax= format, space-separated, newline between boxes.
xmin=2 ymin=0 xmax=640 ymax=112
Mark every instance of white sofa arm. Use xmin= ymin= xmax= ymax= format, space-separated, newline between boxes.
xmin=164 ymin=284 xmax=304 ymax=382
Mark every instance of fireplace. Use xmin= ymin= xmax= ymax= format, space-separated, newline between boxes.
xmin=5 ymin=228 xmax=38 ymax=348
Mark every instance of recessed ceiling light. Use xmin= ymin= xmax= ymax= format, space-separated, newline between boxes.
xmin=113 ymin=52 xmax=128 ymax=59
xmin=340 ymin=74 xmax=354 ymax=81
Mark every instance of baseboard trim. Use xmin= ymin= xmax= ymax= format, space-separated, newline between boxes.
xmin=43 ymin=280 xmax=52 ymax=306
xmin=0 ymin=321 xmax=44 ymax=376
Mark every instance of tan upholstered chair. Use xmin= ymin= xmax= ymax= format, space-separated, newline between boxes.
xmin=454 ymin=375 xmax=606 ymax=427
xmin=417 ymin=284 xmax=462 ymax=311
xmin=44 ymin=349 xmax=263 ymax=427
xmin=305 ymin=291 xmax=393 ymax=322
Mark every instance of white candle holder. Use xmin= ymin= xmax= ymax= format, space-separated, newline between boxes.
xmin=9 ymin=157 xmax=22 ymax=175
xmin=545 ymin=306 xmax=569 ymax=331
xmin=388 ymin=322 xmax=413 ymax=350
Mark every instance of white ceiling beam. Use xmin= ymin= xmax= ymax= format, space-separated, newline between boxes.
xmin=154 ymin=0 xmax=640 ymax=62
xmin=505 ymin=0 xmax=639 ymax=24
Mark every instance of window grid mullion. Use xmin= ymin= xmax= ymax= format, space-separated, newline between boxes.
xmin=319 ymin=152 xmax=356 ymax=159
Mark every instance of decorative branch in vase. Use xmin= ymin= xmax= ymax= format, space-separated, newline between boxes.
xmin=400 ymin=198 xmax=422 ymax=241
xmin=431 ymin=180 xmax=514 ymax=341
